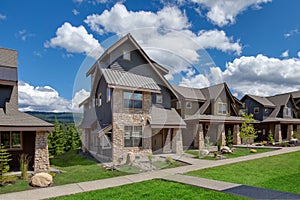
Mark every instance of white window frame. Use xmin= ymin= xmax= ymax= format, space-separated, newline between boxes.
xmin=156 ymin=94 xmax=163 ymax=104
xmin=123 ymin=51 xmax=131 ymax=61
xmin=218 ymin=102 xmax=227 ymax=115
xmin=96 ymin=93 xmax=102 ymax=107
xmin=124 ymin=126 xmax=142 ymax=147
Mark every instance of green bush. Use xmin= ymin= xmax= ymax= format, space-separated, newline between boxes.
xmin=280 ymin=141 xmax=287 ymax=147
xmin=19 ymin=154 xmax=30 ymax=180
xmin=0 ymin=145 xmax=12 ymax=186
xmin=267 ymin=130 xmax=275 ymax=144
xmin=165 ymin=157 xmax=175 ymax=165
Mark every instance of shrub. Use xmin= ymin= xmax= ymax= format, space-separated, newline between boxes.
xmin=165 ymin=157 xmax=175 ymax=165
xmin=226 ymin=129 xmax=233 ymax=148
xmin=204 ymin=136 xmax=213 ymax=151
xmin=19 ymin=154 xmax=30 ymax=180
xmin=292 ymin=131 xmax=298 ymax=139
xmin=0 ymin=145 xmax=12 ymax=186
xmin=148 ymin=153 xmax=153 ymax=163
xmin=267 ymin=130 xmax=275 ymax=144
xmin=280 ymin=141 xmax=287 ymax=147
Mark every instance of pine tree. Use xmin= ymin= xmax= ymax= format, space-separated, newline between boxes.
xmin=48 ymin=119 xmax=65 ymax=156
xmin=0 ymin=145 xmax=12 ymax=185
xmin=240 ymin=113 xmax=257 ymax=147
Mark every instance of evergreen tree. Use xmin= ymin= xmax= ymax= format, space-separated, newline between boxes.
xmin=64 ymin=124 xmax=81 ymax=152
xmin=226 ymin=129 xmax=233 ymax=148
xmin=267 ymin=130 xmax=275 ymax=144
xmin=48 ymin=118 xmax=65 ymax=156
xmin=0 ymin=145 xmax=12 ymax=185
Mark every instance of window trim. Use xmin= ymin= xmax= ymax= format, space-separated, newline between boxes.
xmin=218 ymin=102 xmax=227 ymax=115
xmin=156 ymin=94 xmax=163 ymax=104
xmin=0 ymin=131 xmax=22 ymax=150
xmin=123 ymin=90 xmax=143 ymax=109
xmin=186 ymin=101 xmax=192 ymax=109
xmin=106 ymin=88 xmax=111 ymax=103
xmin=124 ymin=126 xmax=143 ymax=148
xmin=254 ymin=107 xmax=259 ymax=114
xmin=96 ymin=93 xmax=102 ymax=107
xmin=123 ymin=51 xmax=131 ymax=61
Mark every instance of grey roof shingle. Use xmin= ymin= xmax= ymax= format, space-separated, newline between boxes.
xmin=101 ymin=68 xmax=161 ymax=91
xmin=185 ymin=114 xmax=243 ymax=123
xmin=172 ymin=85 xmax=205 ymax=101
xmin=246 ymin=95 xmax=275 ymax=108
xmin=0 ymin=109 xmax=54 ymax=130
xmin=149 ymin=105 xmax=186 ymax=128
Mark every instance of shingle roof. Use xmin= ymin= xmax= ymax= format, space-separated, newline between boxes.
xmin=262 ymin=117 xmax=300 ymax=124
xmin=149 ymin=105 xmax=186 ymax=128
xmin=185 ymin=114 xmax=244 ymax=123
xmin=245 ymin=95 xmax=275 ymax=108
xmin=0 ymin=109 xmax=54 ymax=131
xmin=172 ymin=85 xmax=205 ymax=101
xmin=292 ymin=90 xmax=300 ymax=99
xmin=200 ymin=83 xmax=224 ymax=100
xmin=267 ymin=93 xmax=294 ymax=118
xmin=101 ymin=68 xmax=161 ymax=92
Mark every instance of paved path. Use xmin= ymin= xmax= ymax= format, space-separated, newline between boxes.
xmin=1 ymin=146 xmax=299 ymax=200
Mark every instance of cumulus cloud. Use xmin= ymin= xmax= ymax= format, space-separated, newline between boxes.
xmin=44 ymin=22 xmax=104 ymax=59
xmin=0 ymin=14 xmax=6 ymax=20
xmin=281 ymin=50 xmax=289 ymax=58
xmin=84 ymin=3 xmax=241 ymax=78
xmin=189 ymin=0 xmax=271 ymax=26
xmin=18 ymin=81 xmax=89 ymax=113
xmin=298 ymin=51 xmax=300 ymax=58
xmin=15 ymin=29 xmax=35 ymax=41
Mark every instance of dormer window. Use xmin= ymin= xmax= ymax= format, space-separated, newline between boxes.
xmin=186 ymin=101 xmax=192 ymax=109
xmin=284 ymin=107 xmax=292 ymax=116
xmin=123 ymin=51 xmax=131 ymax=61
xmin=254 ymin=107 xmax=259 ymax=114
xmin=96 ymin=93 xmax=102 ymax=107
xmin=218 ymin=102 xmax=227 ymax=115
xmin=156 ymin=94 xmax=163 ymax=104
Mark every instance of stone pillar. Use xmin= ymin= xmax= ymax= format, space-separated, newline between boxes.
xmin=34 ymin=131 xmax=50 ymax=173
xmin=274 ymin=124 xmax=282 ymax=142
xmin=218 ymin=124 xmax=226 ymax=146
xmin=198 ymin=124 xmax=204 ymax=151
xmin=143 ymin=125 xmax=152 ymax=150
xmin=173 ymin=129 xmax=183 ymax=154
xmin=233 ymin=124 xmax=241 ymax=145
xmin=287 ymin=124 xmax=293 ymax=140
xmin=297 ymin=125 xmax=300 ymax=141
xmin=163 ymin=129 xmax=172 ymax=153
xmin=194 ymin=124 xmax=199 ymax=149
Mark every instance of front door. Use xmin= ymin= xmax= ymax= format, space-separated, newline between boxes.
xmin=152 ymin=129 xmax=163 ymax=153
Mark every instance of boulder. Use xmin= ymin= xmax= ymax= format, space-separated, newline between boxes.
xmin=199 ymin=149 xmax=209 ymax=156
xmin=31 ymin=172 xmax=53 ymax=187
xmin=126 ymin=152 xmax=135 ymax=165
xmin=221 ymin=146 xmax=232 ymax=154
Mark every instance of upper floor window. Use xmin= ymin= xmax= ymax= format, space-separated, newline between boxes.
xmin=254 ymin=107 xmax=259 ymax=114
xmin=124 ymin=91 xmax=143 ymax=109
xmin=124 ymin=126 xmax=142 ymax=147
xmin=186 ymin=101 xmax=192 ymax=109
xmin=0 ymin=131 xmax=22 ymax=150
xmin=284 ymin=107 xmax=292 ymax=116
xmin=123 ymin=51 xmax=131 ymax=61
xmin=218 ymin=102 xmax=227 ymax=115
xmin=156 ymin=94 xmax=163 ymax=104
xmin=107 ymin=88 xmax=111 ymax=102
xmin=176 ymin=101 xmax=181 ymax=109
xmin=96 ymin=93 xmax=102 ymax=107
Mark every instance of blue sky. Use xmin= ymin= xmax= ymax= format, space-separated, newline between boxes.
xmin=1 ymin=0 xmax=300 ymax=112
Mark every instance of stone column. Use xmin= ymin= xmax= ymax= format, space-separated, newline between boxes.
xmin=297 ymin=125 xmax=300 ymax=141
xmin=34 ymin=131 xmax=50 ymax=173
xmin=274 ymin=124 xmax=282 ymax=142
xmin=287 ymin=124 xmax=293 ymax=140
xmin=233 ymin=124 xmax=241 ymax=145
xmin=163 ymin=129 xmax=172 ymax=153
xmin=218 ymin=124 xmax=226 ymax=146
xmin=198 ymin=124 xmax=205 ymax=151
xmin=143 ymin=125 xmax=152 ymax=150
xmin=173 ymin=129 xmax=183 ymax=154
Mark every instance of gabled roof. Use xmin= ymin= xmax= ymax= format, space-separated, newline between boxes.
xmin=101 ymin=68 xmax=161 ymax=92
xmin=0 ymin=109 xmax=54 ymax=131
xmin=172 ymin=85 xmax=205 ymax=101
xmin=241 ymin=94 xmax=275 ymax=108
xmin=87 ymin=33 xmax=179 ymax=99
xmin=149 ymin=105 xmax=186 ymax=128
xmin=291 ymin=90 xmax=300 ymax=99
xmin=267 ymin=93 xmax=298 ymax=118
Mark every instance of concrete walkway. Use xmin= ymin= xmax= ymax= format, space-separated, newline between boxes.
xmin=1 ymin=146 xmax=299 ymax=200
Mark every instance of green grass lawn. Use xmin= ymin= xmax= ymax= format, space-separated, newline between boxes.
xmin=53 ymin=180 xmax=248 ymax=200
xmin=186 ymin=151 xmax=300 ymax=194
xmin=186 ymin=147 xmax=274 ymax=160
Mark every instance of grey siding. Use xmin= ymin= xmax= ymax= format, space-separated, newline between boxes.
xmin=243 ymin=97 xmax=267 ymax=121
xmin=0 ymin=67 xmax=17 ymax=82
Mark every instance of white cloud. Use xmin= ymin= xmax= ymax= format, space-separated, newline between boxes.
xmin=284 ymin=29 xmax=300 ymax=38
xmin=72 ymin=9 xmax=80 ymax=15
xmin=0 ymin=14 xmax=6 ymax=20
xmin=281 ymin=50 xmax=289 ymax=58
xmin=18 ymin=81 xmax=89 ymax=113
xmin=298 ymin=51 xmax=300 ymax=58
xmin=189 ymin=0 xmax=271 ymax=26
xmin=44 ymin=22 xmax=103 ymax=59
xmin=15 ymin=29 xmax=34 ymax=41
xmin=84 ymin=3 xmax=241 ymax=78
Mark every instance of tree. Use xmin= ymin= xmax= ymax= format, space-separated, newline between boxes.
xmin=267 ymin=130 xmax=275 ymax=144
xmin=0 ymin=145 xmax=12 ymax=185
xmin=226 ymin=129 xmax=233 ymax=148
xmin=64 ymin=124 xmax=81 ymax=152
xmin=48 ymin=119 xmax=65 ymax=156
xmin=240 ymin=113 xmax=257 ymax=147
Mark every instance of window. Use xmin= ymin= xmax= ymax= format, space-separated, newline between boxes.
xmin=176 ymin=101 xmax=181 ymax=109
xmin=254 ymin=107 xmax=259 ymax=114
xmin=107 ymin=88 xmax=111 ymax=102
xmin=218 ymin=103 xmax=227 ymax=115
xmin=100 ymin=133 xmax=112 ymax=149
xmin=0 ymin=131 xmax=22 ymax=149
xmin=284 ymin=107 xmax=292 ymax=116
xmin=156 ymin=94 xmax=163 ymax=104
xmin=96 ymin=93 xmax=102 ymax=107
xmin=186 ymin=101 xmax=192 ymax=109
xmin=264 ymin=108 xmax=269 ymax=113
xmin=124 ymin=126 xmax=142 ymax=147
xmin=123 ymin=51 xmax=131 ymax=61
xmin=124 ymin=91 xmax=143 ymax=109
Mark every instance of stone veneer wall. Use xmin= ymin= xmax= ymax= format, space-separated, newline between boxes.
xmin=34 ymin=131 xmax=50 ymax=173
xmin=112 ymin=89 xmax=152 ymax=164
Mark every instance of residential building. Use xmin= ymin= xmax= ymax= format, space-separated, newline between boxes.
xmin=0 ymin=48 xmax=53 ymax=172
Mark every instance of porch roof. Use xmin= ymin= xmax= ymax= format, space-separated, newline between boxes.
xmin=149 ymin=106 xmax=186 ymax=128
xmin=0 ymin=109 xmax=54 ymax=131
xmin=262 ymin=117 xmax=300 ymax=124
xmin=185 ymin=114 xmax=244 ymax=124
